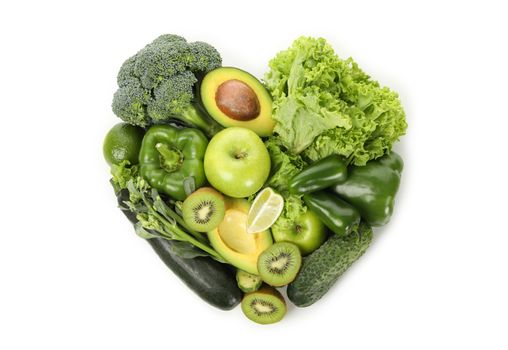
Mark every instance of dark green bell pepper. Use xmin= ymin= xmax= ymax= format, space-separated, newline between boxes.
xmin=330 ymin=152 xmax=403 ymax=226
xmin=139 ymin=125 xmax=208 ymax=201
xmin=303 ymin=191 xmax=360 ymax=237
xmin=289 ymin=155 xmax=348 ymax=194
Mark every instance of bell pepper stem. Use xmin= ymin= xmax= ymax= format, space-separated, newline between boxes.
xmin=156 ymin=143 xmax=183 ymax=172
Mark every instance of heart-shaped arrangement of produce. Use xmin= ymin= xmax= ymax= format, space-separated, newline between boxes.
xmin=103 ymin=34 xmax=407 ymax=324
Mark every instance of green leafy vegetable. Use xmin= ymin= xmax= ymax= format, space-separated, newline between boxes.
xmin=112 ymin=162 xmax=226 ymax=263
xmin=264 ymin=138 xmax=307 ymax=196
xmin=264 ymin=36 xmax=407 ymax=165
xmin=165 ymin=240 xmax=212 ymax=259
xmin=264 ymin=138 xmax=308 ymax=234
xmin=110 ymin=160 xmax=139 ymax=193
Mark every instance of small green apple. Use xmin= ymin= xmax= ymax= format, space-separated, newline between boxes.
xmin=204 ymin=127 xmax=270 ymax=198
xmin=271 ymin=211 xmax=327 ymax=255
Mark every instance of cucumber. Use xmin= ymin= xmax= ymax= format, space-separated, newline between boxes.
xmin=147 ymin=238 xmax=242 ymax=310
xmin=287 ymin=222 xmax=373 ymax=307
xmin=116 ymin=189 xmax=242 ymax=310
xmin=236 ymin=270 xmax=262 ymax=293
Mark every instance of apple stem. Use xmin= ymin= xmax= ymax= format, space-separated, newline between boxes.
xmin=234 ymin=151 xmax=248 ymax=159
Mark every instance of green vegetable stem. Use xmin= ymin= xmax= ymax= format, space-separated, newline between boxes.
xmin=139 ymin=124 xmax=208 ymax=201
xmin=123 ymin=178 xmax=226 ymax=263
xmin=330 ymin=152 xmax=403 ymax=226
xmin=111 ymin=160 xmax=225 ymax=263
xmin=288 ymin=155 xmax=347 ymax=194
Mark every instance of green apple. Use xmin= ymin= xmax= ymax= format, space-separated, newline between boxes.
xmin=271 ymin=211 xmax=327 ymax=255
xmin=204 ymin=127 xmax=270 ymax=198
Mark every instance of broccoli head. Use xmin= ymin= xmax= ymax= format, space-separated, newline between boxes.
xmin=111 ymin=34 xmax=222 ymax=135
xmin=148 ymin=71 xmax=196 ymax=122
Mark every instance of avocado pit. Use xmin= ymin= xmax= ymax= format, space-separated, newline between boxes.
xmin=215 ymin=79 xmax=260 ymax=121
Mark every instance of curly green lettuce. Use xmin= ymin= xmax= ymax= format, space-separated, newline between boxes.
xmin=264 ymin=137 xmax=307 ymax=196
xmin=264 ymin=36 xmax=407 ymax=165
xmin=264 ymin=138 xmax=307 ymax=232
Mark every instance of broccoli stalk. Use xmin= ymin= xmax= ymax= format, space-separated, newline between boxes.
xmin=169 ymin=103 xmax=223 ymax=137
xmin=112 ymin=34 xmax=223 ymax=137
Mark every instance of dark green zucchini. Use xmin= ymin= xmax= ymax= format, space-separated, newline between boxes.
xmin=116 ymin=190 xmax=242 ymax=310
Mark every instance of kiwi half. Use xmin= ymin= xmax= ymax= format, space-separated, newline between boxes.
xmin=241 ymin=286 xmax=286 ymax=324
xmin=257 ymin=242 xmax=302 ymax=287
xmin=182 ymin=187 xmax=225 ymax=232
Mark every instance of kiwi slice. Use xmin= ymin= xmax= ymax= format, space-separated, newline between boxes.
xmin=236 ymin=270 xmax=262 ymax=293
xmin=257 ymin=242 xmax=302 ymax=287
xmin=241 ymin=286 xmax=286 ymax=324
xmin=182 ymin=187 xmax=225 ymax=232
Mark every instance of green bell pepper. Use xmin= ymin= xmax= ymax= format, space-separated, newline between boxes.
xmin=303 ymin=191 xmax=360 ymax=237
xmin=330 ymin=152 xmax=403 ymax=227
xmin=139 ymin=125 xmax=208 ymax=201
xmin=288 ymin=155 xmax=348 ymax=195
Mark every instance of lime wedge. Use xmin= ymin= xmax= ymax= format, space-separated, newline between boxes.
xmin=246 ymin=188 xmax=284 ymax=234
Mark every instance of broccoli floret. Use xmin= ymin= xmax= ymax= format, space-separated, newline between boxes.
xmin=188 ymin=41 xmax=222 ymax=73
xmin=148 ymin=71 xmax=196 ymax=122
xmin=151 ymin=34 xmax=187 ymax=46
xmin=111 ymin=34 xmax=223 ymax=136
xmin=112 ymin=80 xmax=151 ymax=127
xmin=117 ymin=55 xmax=138 ymax=87
xmin=147 ymin=71 xmax=222 ymax=134
xmin=134 ymin=40 xmax=191 ymax=90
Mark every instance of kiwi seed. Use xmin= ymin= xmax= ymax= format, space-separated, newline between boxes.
xmin=257 ymin=242 xmax=302 ymax=287
xmin=182 ymin=187 xmax=225 ymax=232
xmin=241 ymin=286 xmax=286 ymax=324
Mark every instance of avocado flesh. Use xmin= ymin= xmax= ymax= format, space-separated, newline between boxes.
xmin=200 ymin=67 xmax=275 ymax=137
xmin=208 ymin=199 xmax=273 ymax=275
xmin=218 ymin=210 xmax=257 ymax=254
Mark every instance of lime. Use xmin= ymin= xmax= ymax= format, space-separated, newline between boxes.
xmin=103 ymin=122 xmax=145 ymax=165
xmin=246 ymin=188 xmax=284 ymax=234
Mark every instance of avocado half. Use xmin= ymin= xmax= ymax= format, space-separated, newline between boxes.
xmin=200 ymin=67 xmax=275 ymax=137
xmin=208 ymin=198 xmax=273 ymax=275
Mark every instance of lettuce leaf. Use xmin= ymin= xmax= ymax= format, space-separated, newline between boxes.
xmin=264 ymin=137 xmax=307 ymax=196
xmin=264 ymin=37 xmax=407 ymax=165
xmin=264 ymin=138 xmax=307 ymax=231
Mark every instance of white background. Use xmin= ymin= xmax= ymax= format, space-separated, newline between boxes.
xmin=1 ymin=0 xmax=507 ymax=349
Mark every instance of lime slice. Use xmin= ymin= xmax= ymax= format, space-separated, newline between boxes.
xmin=246 ymin=188 xmax=284 ymax=234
